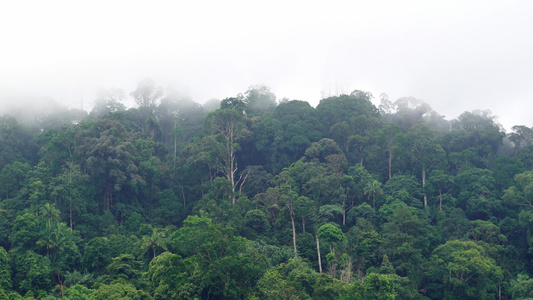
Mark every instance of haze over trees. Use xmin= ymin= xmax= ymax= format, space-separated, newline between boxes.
xmin=1 ymin=80 xmax=533 ymax=299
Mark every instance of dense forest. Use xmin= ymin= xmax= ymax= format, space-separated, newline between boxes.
xmin=1 ymin=79 xmax=533 ymax=299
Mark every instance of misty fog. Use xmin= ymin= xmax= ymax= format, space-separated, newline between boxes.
xmin=1 ymin=1 xmax=533 ymax=130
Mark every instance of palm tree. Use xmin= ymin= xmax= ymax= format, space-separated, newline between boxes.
xmin=142 ymin=228 xmax=167 ymax=259
xmin=40 ymin=203 xmax=61 ymax=228
xmin=364 ymin=179 xmax=383 ymax=209
xmin=63 ymin=270 xmax=93 ymax=288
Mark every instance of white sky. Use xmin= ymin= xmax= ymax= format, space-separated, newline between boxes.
xmin=1 ymin=0 xmax=532 ymax=130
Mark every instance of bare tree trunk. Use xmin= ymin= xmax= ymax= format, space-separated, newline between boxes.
xmin=291 ymin=209 xmax=297 ymax=257
xmin=342 ymin=200 xmax=346 ymax=226
xmin=316 ymin=233 xmax=322 ymax=273
xmin=340 ymin=256 xmax=352 ymax=283
xmin=422 ymin=166 xmax=427 ymax=208
xmin=388 ymin=149 xmax=392 ymax=179
xmin=439 ymin=187 xmax=443 ymax=211
xmin=173 ymin=122 xmax=177 ymax=170
xmin=69 ymin=202 xmax=73 ymax=229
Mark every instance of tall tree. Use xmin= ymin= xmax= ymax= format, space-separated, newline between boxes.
xmin=243 ymin=85 xmax=277 ymax=116
xmin=377 ymin=123 xmax=403 ymax=179
xmin=406 ymin=124 xmax=446 ymax=208
xmin=75 ymin=119 xmax=143 ymax=210
xmin=130 ymin=78 xmax=163 ymax=114
xmin=205 ymin=109 xmax=249 ymax=204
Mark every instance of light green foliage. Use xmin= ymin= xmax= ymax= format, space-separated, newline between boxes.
xmin=318 ymin=223 xmax=345 ymax=253
xmin=510 ymin=273 xmax=533 ymax=300
xmin=91 ymin=280 xmax=151 ymax=300
xmin=63 ymin=284 xmax=94 ymax=300
xmin=361 ymin=273 xmax=395 ymax=300
xmin=504 ymin=171 xmax=533 ymax=208
xmin=145 ymin=252 xmax=196 ymax=300
xmin=427 ymin=240 xmax=503 ymax=299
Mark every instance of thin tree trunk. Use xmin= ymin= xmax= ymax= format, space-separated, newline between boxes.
xmin=439 ymin=187 xmax=443 ymax=211
xmin=69 ymin=202 xmax=73 ymax=229
xmin=342 ymin=200 xmax=346 ymax=226
xmin=316 ymin=233 xmax=322 ymax=273
xmin=422 ymin=166 xmax=427 ymax=208
xmin=291 ymin=210 xmax=297 ymax=257
xmin=105 ymin=182 xmax=112 ymax=211
xmin=388 ymin=148 xmax=392 ymax=179
xmin=173 ymin=122 xmax=177 ymax=170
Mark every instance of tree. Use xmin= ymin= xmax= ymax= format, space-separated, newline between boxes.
xmin=364 ymin=179 xmax=383 ymax=210
xmin=130 ymin=78 xmax=163 ymax=114
xmin=11 ymin=250 xmax=52 ymax=296
xmin=75 ymin=119 xmax=143 ymax=210
xmin=508 ymin=125 xmax=533 ymax=154
xmin=92 ymin=281 xmax=151 ymax=300
xmin=318 ymin=223 xmax=346 ymax=277
xmin=205 ymin=109 xmax=248 ymax=204
xmin=254 ymin=100 xmax=324 ymax=173
xmin=316 ymin=93 xmax=379 ymax=130
xmin=503 ymin=171 xmax=533 ymax=208
xmin=406 ymin=124 xmax=446 ymax=208
xmin=106 ymin=254 xmax=142 ymax=284
xmin=429 ymin=170 xmax=453 ymax=211
xmin=243 ymin=85 xmax=277 ymax=116
xmin=142 ymin=228 xmax=167 ymax=259
xmin=256 ymin=268 xmax=301 ymax=300
xmin=361 ymin=273 xmax=395 ymax=300
xmin=377 ymin=123 xmax=403 ymax=179
xmin=90 ymin=88 xmax=127 ymax=119
xmin=63 ymin=284 xmax=94 ymax=300
xmin=81 ymin=237 xmax=111 ymax=274
xmin=425 ymin=240 xmax=503 ymax=299
xmin=145 ymin=252 xmax=196 ymax=299
xmin=348 ymin=114 xmax=381 ymax=166
xmin=0 ymin=247 xmax=11 ymax=292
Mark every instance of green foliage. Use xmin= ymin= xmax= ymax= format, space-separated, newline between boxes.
xmin=63 ymin=284 xmax=94 ymax=300
xmin=244 ymin=209 xmax=270 ymax=234
xmin=426 ymin=240 xmax=503 ymax=299
xmin=11 ymin=250 xmax=52 ymax=296
xmin=0 ymin=83 xmax=528 ymax=299
xmin=92 ymin=280 xmax=151 ymax=300
xmin=0 ymin=247 xmax=11 ymax=291
xmin=81 ymin=237 xmax=111 ymax=274
xmin=318 ymin=223 xmax=345 ymax=252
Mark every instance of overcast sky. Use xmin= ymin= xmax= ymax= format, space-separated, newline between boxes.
xmin=1 ymin=0 xmax=532 ymax=130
